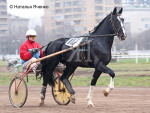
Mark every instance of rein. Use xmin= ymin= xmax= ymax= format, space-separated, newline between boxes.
xmin=80 ymin=34 xmax=116 ymax=38
xmin=40 ymin=13 xmax=125 ymax=50
xmin=38 ymin=42 xmax=51 ymax=51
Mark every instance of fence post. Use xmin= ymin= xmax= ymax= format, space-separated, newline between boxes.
xmin=146 ymin=55 xmax=149 ymax=63
xmin=117 ymin=56 xmax=119 ymax=62
xmin=136 ymin=55 xmax=138 ymax=64
xmin=135 ymin=44 xmax=138 ymax=64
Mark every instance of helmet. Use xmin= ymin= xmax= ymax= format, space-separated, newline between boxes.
xmin=26 ymin=29 xmax=36 ymax=38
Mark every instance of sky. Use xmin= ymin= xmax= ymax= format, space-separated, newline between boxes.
xmin=7 ymin=0 xmax=44 ymax=19
xmin=7 ymin=0 xmax=45 ymax=28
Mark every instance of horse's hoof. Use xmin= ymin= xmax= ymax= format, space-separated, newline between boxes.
xmin=88 ymin=103 xmax=94 ymax=108
xmin=39 ymin=100 xmax=45 ymax=106
xmin=40 ymin=94 xmax=45 ymax=100
xmin=104 ymin=88 xmax=110 ymax=97
xmin=70 ymin=95 xmax=75 ymax=104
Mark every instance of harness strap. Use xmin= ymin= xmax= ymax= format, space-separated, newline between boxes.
xmin=80 ymin=46 xmax=90 ymax=67
xmin=81 ymin=34 xmax=116 ymax=37
xmin=79 ymin=38 xmax=91 ymax=67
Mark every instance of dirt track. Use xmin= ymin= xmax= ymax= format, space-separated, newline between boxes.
xmin=0 ymin=86 xmax=150 ymax=113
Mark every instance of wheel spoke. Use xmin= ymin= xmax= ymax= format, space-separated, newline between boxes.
xmin=52 ymin=77 xmax=71 ymax=105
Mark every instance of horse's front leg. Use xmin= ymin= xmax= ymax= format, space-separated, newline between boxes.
xmin=87 ymin=70 xmax=101 ymax=107
xmin=40 ymin=59 xmax=60 ymax=106
xmin=98 ymin=62 xmax=115 ymax=96
xmin=104 ymin=77 xmax=114 ymax=96
xmin=87 ymin=85 xmax=94 ymax=107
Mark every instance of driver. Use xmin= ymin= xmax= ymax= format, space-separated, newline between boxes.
xmin=20 ymin=29 xmax=44 ymax=76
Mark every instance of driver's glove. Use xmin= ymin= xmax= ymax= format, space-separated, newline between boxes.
xmin=30 ymin=48 xmax=39 ymax=56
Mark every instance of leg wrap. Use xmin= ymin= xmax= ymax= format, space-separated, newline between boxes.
xmin=40 ymin=86 xmax=47 ymax=100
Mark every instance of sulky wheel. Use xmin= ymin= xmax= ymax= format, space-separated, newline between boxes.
xmin=52 ymin=77 xmax=70 ymax=105
xmin=9 ymin=77 xmax=28 ymax=107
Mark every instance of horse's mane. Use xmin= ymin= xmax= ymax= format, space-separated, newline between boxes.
xmin=90 ymin=13 xmax=111 ymax=34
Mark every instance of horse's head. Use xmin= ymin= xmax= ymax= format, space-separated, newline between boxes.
xmin=110 ymin=7 xmax=127 ymax=40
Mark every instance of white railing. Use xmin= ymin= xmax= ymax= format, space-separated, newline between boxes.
xmin=0 ymin=54 xmax=20 ymax=59
xmin=1 ymin=54 xmax=150 ymax=64
xmin=112 ymin=54 xmax=150 ymax=63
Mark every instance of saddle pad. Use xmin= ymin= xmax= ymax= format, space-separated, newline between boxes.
xmin=65 ymin=38 xmax=83 ymax=47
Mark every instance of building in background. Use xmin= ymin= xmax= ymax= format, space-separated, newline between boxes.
xmin=8 ymin=14 xmax=29 ymax=54
xmin=8 ymin=14 xmax=29 ymax=37
xmin=122 ymin=0 xmax=150 ymax=36
xmin=44 ymin=0 xmax=122 ymax=41
xmin=0 ymin=0 xmax=8 ymax=54
xmin=122 ymin=0 xmax=150 ymax=7
xmin=111 ymin=0 xmax=150 ymax=50
xmin=123 ymin=8 xmax=150 ymax=35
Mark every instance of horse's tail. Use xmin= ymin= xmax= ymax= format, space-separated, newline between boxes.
xmin=49 ymin=39 xmax=66 ymax=86
xmin=41 ymin=40 xmax=57 ymax=86
xmin=42 ymin=38 xmax=67 ymax=86
xmin=43 ymin=41 xmax=52 ymax=56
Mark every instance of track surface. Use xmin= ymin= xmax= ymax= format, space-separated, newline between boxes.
xmin=0 ymin=86 xmax=150 ymax=113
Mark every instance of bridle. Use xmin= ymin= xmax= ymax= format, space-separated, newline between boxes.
xmin=109 ymin=13 xmax=125 ymax=38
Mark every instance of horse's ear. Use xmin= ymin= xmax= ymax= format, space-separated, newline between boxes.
xmin=118 ymin=7 xmax=123 ymax=14
xmin=112 ymin=7 xmax=117 ymax=15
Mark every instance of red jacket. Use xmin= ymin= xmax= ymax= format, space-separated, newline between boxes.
xmin=20 ymin=39 xmax=44 ymax=61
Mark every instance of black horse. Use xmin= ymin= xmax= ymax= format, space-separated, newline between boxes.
xmin=40 ymin=7 xmax=127 ymax=106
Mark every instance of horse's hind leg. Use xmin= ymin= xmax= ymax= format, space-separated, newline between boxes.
xmin=40 ymin=66 xmax=48 ymax=106
xmin=40 ymin=59 xmax=59 ymax=105
xmin=60 ymin=65 xmax=77 ymax=103
xmin=40 ymin=61 xmax=48 ymax=102
xmin=97 ymin=62 xmax=115 ymax=96
xmin=40 ymin=85 xmax=47 ymax=106
xmin=60 ymin=65 xmax=76 ymax=94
